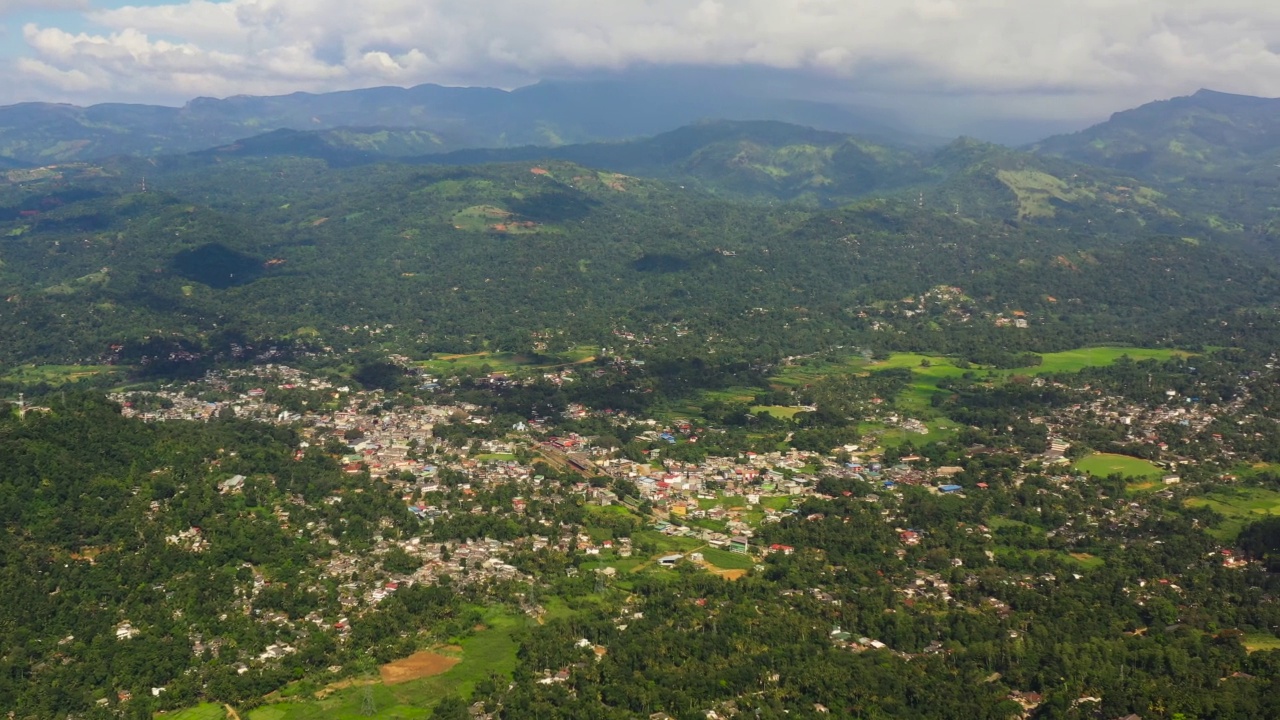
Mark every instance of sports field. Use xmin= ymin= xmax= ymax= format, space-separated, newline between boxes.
xmin=1073 ymin=453 xmax=1163 ymax=480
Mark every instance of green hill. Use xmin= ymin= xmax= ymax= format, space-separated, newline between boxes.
xmin=0 ymin=78 xmax=908 ymax=165
xmin=1032 ymin=89 xmax=1280 ymax=181
xmin=0 ymin=154 xmax=1276 ymax=369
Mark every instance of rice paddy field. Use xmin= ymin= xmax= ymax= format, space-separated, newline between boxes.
xmin=418 ymin=345 xmax=595 ymax=375
xmin=160 ymin=705 xmax=227 ymax=720
xmin=1185 ymin=487 xmax=1280 ymax=539
xmin=2 ymin=364 xmax=122 ymax=386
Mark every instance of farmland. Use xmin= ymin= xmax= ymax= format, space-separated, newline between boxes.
xmin=240 ymin=611 xmax=521 ymax=720
xmin=2 ymin=364 xmax=122 ymax=386
xmin=419 ymin=345 xmax=595 ymax=375
xmin=161 ymin=705 xmax=227 ymax=720
xmin=1185 ymin=487 xmax=1280 ymax=540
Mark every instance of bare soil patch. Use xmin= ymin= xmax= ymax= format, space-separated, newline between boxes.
xmin=379 ymin=651 xmax=460 ymax=685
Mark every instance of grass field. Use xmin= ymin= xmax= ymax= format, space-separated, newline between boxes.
xmin=859 ymin=353 xmax=971 ymax=411
xmin=1067 ymin=552 xmax=1105 ymax=569
xmin=700 ymin=547 xmax=755 ymax=571
xmin=1074 ymin=453 xmax=1163 ymax=480
xmin=1185 ymin=487 xmax=1280 ymax=539
xmin=419 ymin=346 xmax=594 ymax=375
xmin=677 ymin=346 xmax=1190 ymax=429
xmin=1243 ymin=633 xmax=1280 ymax=653
xmin=244 ymin=611 xmax=521 ymax=720
xmin=2 ymin=364 xmax=122 ymax=386
xmin=632 ymin=530 xmax=705 ymax=554
xmin=1008 ymin=347 xmax=1189 ymax=375
xmin=751 ymin=405 xmax=806 ymax=419
xmin=160 ymin=704 xmax=226 ymax=720
xmin=759 ymin=496 xmax=794 ymax=511
xmin=1235 ymin=462 xmax=1280 ymax=479
xmin=994 ymin=547 xmax=1105 ymax=569
xmin=451 ymin=204 xmax=545 ymax=234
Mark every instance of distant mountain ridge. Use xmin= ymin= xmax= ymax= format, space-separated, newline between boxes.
xmin=192 ymin=119 xmax=1181 ymax=235
xmin=0 ymin=78 xmax=914 ymax=165
xmin=1032 ymin=89 xmax=1280 ymax=180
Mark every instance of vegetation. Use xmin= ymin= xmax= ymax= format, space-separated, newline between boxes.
xmin=1074 ymin=453 xmax=1165 ymax=480
xmin=6 ymin=91 xmax=1280 ymax=720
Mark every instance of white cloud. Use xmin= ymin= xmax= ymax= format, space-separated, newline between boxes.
xmin=6 ymin=0 xmax=1280 ymax=112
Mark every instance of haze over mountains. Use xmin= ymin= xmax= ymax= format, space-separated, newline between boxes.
xmin=0 ymin=75 xmax=918 ymax=166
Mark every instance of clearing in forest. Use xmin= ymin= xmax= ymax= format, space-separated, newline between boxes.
xmin=451 ymin=205 xmax=540 ymax=234
xmin=379 ymin=650 xmax=461 ymax=685
xmin=376 ymin=648 xmax=463 ymax=681
xmin=1185 ymin=487 xmax=1280 ymax=539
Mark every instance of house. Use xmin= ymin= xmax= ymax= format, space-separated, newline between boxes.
xmin=769 ymin=544 xmax=795 ymax=556
xmin=219 ymin=475 xmax=246 ymax=493
xmin=939 ymin=484 xmax=963 ymax=494
xmin=658 ymin=554 xmax=683 ymax=567
xmin=729 ymin=536 xmax=750 ymax=554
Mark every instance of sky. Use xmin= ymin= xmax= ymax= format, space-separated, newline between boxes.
xmin=2 ymin=0 xmax=1279 ymax=132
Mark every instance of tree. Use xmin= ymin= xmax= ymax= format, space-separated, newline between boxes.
xmin=431 ymin=695 xmax=469 ymax=720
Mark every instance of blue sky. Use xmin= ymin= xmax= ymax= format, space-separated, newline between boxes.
xmin=0 ymin=1 xmax=174 ymax=56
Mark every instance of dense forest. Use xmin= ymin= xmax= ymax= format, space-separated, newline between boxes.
xmin=2 ymin=142 xmax=1279 ymax=376
xmin=8 ymin=91 xmax=1280 ymax=719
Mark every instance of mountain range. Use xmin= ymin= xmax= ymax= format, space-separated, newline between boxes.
xmin=0 ymin=76 xmax=912 ymax=166
xmin=2 ymin=86 xmax=1280 ymax=369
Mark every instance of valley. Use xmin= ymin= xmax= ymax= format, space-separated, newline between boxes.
xmin=6 ymin=86 xmax=1280 ymax=720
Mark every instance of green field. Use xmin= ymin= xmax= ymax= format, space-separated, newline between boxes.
xmin=681 ymin=346 xmax=1190 ymax=428
xmin=159 ymin=704 xmax=226 ymax=720
xmin=1009 ymin=347 xmax=1189 ymax=375
xmin=770 ymin=354 xmax=868 ymax=389
xmin=1243 ymin=633 xmax=1280 ymax=653
xmin=759 ymin=496 xmax=794 ymax=511
xmin=1185 ymin=487 xmax=1280 ymax=539
xmin=632 ymin=530 xmax=705 ymax=554
xmin=2 ymin=364 xmax=123 ymax=386
xmin=700 ymin=547 xmax=755 ymax=571
xmin=473 ymin=453 xmax=516 ymax=462
xmin=243 ymin=611 xmax=522 ymax=720
xmin=993 ymin=547 xmax=1105 ymax=570
xmin=751 ymin=405 xmax=806 ymax=419
xmin=419 ymin=346 xmax=595 ymax=375
xmin=1073 ymin=453 xmax=1163 ymax=480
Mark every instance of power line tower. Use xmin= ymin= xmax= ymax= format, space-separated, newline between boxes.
xmin=361 ymin=685 xmax=377 ymax=716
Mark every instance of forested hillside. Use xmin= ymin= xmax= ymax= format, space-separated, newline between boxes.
xmin=9 ymin=88 xmax=1280 ymax=720
xmin=1 ymin=153 xmax=1276 ymax=373
xmin=0 ymin=78 xmax=904 ymax=165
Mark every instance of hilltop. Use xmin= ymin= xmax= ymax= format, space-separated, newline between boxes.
xmin=1032 ymin=89 xmax=1280 ymax=181
xmin=0 ymin=78 xmax=906 ymax=165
